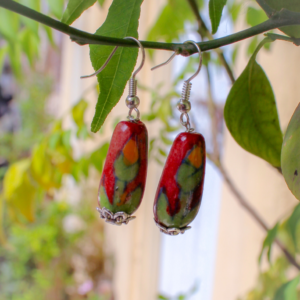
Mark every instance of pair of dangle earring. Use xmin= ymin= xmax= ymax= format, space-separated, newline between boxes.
xmin=82 ymin=37 xmax=148 ymax=225
xmin=152 ymin=41 xmax=206 ymax=235
xmin=82 ymin=39 xmax=206 ymax=235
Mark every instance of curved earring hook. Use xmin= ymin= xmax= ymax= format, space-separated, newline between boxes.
xmin=151 ymin=52 xmax=177 ymax=71
xmin=151 ymin=40 xmax=202 ymax=84
xmin=125 ymin=37 xmax=145 ymax=79
xmin=184 ymin=40 xmax=202 ymax=83
xmin=81 ymin=37 xmax=145 ymax=79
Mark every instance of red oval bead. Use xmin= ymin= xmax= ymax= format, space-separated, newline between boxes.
xmin=98 ymin=120 xmax=148 ymax=215
xmin=153 ymin=132 xmax=206 ymax=230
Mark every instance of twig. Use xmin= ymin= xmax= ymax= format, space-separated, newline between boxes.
xmin=265 ymin=33 xmax=300 ymax=46
xmin=186 ymin=0 xmax=236 ymax=84
xmin=215 ymin=161 xmax=300 ymax=270
xmin=0 ymin=0 xmax=300 ymax=55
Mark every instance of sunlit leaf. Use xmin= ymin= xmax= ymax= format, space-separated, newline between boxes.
xmin=89 ymin=0 xmax=144 ymax=132
xmin=273 ymin=276 xmax=299 ymax=300
xmin=20 ymin=28 xmax=40 ymax=66
xmin=227 ymin=1 xmax=241 ymax=24
xmin=3 ymin=159 xmax=36 ymax=222
xmin=72 ymin=99 xmax=88 ymax=127
xmin=0 ymin=46 xmax=8 ymax=74
xmin=97 ymin=0 xmax=106 ymax=7
xmin=259 ymin=223 xmax=279 ymax=263
xmin=30 ymin=143 xmax=62 ymax=190
xmin=209 ymin=0 xmax=227 ymax=34
xmin=224 ymin=38 xmax=282 ymax=167
xmin=247 ymin=36 xmax=259 ymax=57
xmin=61 ymin=0 xmax=97 ymax=25
xmin=19 ymin=0 xmax=40 ymax=35
xmin=90 ymin=142 xmax=109 ymax=173
xmin=46 ymin=0 xmax=65 ymax=19
xmin=158 ymin=295 xmax=169 ymax=300
xmin=0 ymin=9 xmax=19 ymax=41
xmin=8 ymin=43 xmax=22 ymax=78
xmin=281 ymin=103 xmax=300 ymax=200
xmin=246 ymin=6 xmax=268 ymax=27
xmin=147 ymin=0 xmax=203 ymax=43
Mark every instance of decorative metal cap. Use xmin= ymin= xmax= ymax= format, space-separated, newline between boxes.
xmin=97 ymin=207 xmax=136 ymax=226
xmin=154 ymin=220 xmax=191 ymax=235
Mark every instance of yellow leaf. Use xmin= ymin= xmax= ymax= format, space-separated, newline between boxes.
xmin=3 ymin=159 xmax=36 ymax=222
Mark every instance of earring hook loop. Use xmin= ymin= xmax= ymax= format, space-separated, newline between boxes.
xmin=151 ymin=40 xmax=202 ymax=84
xmin=183 ymin=40 xmax=202 ymax=83
xmin=151 ymin=40 xmax=202 ymax=133
xmin=80 ymin=36 xmax=145 ymax=79
xmin=151 ymin=52 xmax=177 ymax=71
xmin=124 ymin=37 xmax=145 ymax=79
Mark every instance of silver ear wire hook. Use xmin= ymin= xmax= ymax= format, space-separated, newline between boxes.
xmin=151 ymin=52 xmax=177 ymax=71
xmin=80 ymin=37 xmax=145 ymax=122
xmin=124 ymin=37 xmax=145 ymax=121
xmin=80 ymin=46 xmax=119 ymax=79
xmin=80 ymin=37 xmax=145 ymax=80
xmin=151 ymin=40 xmax=202 ymax=132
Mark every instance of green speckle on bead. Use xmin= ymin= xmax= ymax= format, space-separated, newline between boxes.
xmin=114 ymin=154 xmax=139 ymax=182
xmin=177 ymin=163 xmax=203 ymax=193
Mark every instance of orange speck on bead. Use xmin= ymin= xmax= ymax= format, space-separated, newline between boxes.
xmin=188 ymin=146 xmax=202 ymax=168
xmin=123 ymin=139 xmax=139 ymax=166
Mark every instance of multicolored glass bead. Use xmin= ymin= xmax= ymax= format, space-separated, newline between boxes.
xmin=98 ymin=120 xmax=148 ymax=225
xmin=153 ymin=132 xmax=206 ymax=235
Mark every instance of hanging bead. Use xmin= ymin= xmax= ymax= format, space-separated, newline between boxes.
xmin=98 ymin=120 xmax=148 ymax=225
xmin=153 ymin=132 xmax=206 ymax=235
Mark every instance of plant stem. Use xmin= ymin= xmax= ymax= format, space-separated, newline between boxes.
xmin=186 ymin=0 xmax=235 ymax=84
xmin=265 ymin=33 xmax=300 ymax=46
xmin=213 ymin=159 xmax=300 ymax=270
xmin=1 ymin=0 xmax=300 ymax=55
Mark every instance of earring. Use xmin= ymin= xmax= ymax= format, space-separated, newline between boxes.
xmin=81 ymin=37 xmax=148 ymax=226
xmin=152 ymin=41 xmax=206 ymax=235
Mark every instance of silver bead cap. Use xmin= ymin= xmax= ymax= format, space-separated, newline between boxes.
xmin=97 ymin=207 xmax=136 ymax=226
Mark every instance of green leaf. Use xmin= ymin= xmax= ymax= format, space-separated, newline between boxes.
xmin=263 ymin=0 xmax=300 ymax=38
xmin=97 ymin=0 xmax=106 ymax=7
xmin=0 ymin=46 xmax=8 ymax=74
xmin=209 ymin=0 xmax=227 ymax=34
xmin=246 ymin=7 xmax=268 ymax=27
xmin=19 ymin=0 xmax=40 ymax=35
xmin=259 ymin=223 xmax=279 ymax=264
xmin=273 ymin=276 xmax=299 ymax=300
xmin=89 ymin=0 xmax=144 ymax=132
xmin=147 ymin=0 xmax=203 ymax=43
xmin=46 ymin=0 xmax=65 ymax=19
xmin=224 ymin=38 xmax=283 ymax=167
xmin=90 ymin=142 xmax=109 ymax=173
xmin=61 ymin=0 xmax=97 ymax=25
xmin=20 ymin=28 xmax=39 ymax=66
xmin=3 ymin=159 xmax=36 ymax=222
xmin=72 ymin=99 xmax=88 ymax=127
xmin=0 ymin=8 xmax=19 ymax=41
xmin=158 ymin=295 xmax=169 ymax=300
xmin=286 ymin=204 xmax=300 ymax=249
xmin=247 ymin=36 xmax=259 ymax=57
xmin=8 ymin=43 xmax=22 ymax=78
xmin=281 ymin=103 xmax=300 ymax=201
